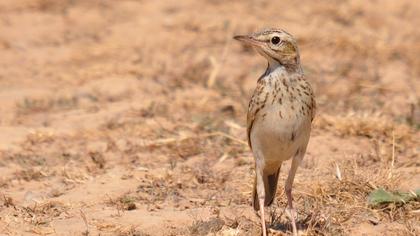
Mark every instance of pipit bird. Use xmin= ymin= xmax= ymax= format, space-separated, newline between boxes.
xmin=234 ymin=29 xmax=316 ymax=236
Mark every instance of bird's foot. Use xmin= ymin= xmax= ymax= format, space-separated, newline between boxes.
xmin=285 ymin=207 xmax=298 ymax=236
xmin=285 ymin=207 xmax=297 ymax=220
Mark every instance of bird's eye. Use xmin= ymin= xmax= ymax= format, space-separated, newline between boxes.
xmin=271 ymin=36 xmax=281 ymax=45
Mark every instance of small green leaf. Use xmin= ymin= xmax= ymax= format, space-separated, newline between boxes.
xmin=368 ymin=188 xmax=420 ymax=207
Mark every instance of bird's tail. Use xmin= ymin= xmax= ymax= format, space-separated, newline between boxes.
xmin=252 ymin=167 xmax=281 ymax=211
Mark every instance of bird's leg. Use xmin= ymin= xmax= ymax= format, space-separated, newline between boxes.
xmin=256 ymin=161 xmax=267 ymax=236
xmin=285 ymin=189 xmax=297 ymax=236
xmin=259 ymin=198 xmax=267 ymax=236
xmin=285 ymin=153 xmax=302 ymax=236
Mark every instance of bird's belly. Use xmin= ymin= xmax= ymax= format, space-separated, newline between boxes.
xmin=250 ymin=105 xmax=311 ymax=163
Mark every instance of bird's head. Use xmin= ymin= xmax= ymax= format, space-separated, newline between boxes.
xmin=234 ymin=28 xmax=301 ymax=71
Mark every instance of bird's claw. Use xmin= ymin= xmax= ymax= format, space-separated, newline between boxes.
xmin=285 ymin=207 xmax=298 ymax=236
xmin=285 ymin=207 xmax=297 ymax=220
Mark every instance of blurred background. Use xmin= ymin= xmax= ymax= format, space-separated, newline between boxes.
xmin=0 ymin=0 xmax=418 ymax=235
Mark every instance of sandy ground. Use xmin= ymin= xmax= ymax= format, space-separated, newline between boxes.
xmin=0 ymin=0 xmax=419 ymax=235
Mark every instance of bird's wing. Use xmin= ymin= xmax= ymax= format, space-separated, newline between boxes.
xmin=247 ymin=80 xmax=267 ymax=149
xmin=299 ymin=77 xmax=316 ymax=122
xmin=310 ymin=92 xmax=316 ymax=122
xmin=246 ymin=107 xmax=256 ymax=149
xmin=305 ymin=80 xmax=316 ymax=122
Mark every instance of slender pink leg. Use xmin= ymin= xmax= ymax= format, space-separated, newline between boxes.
xmin=259 ymin=198 xmax=267 ymax=236
xmin=285 ymin=188 xmax=297 ymax=236
xmin=255 ymin=156 xmax=267 ymax=236
xmin=285 ymin=154 xmax=302 ymax=236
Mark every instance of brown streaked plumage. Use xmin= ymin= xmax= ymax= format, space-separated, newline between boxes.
xmin=234 ymin=28 xmax=316 ymax=236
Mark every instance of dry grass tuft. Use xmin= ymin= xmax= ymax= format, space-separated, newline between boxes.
xmin=189 ymin=217 xmax=225 ymax=235
xmin=116 ymin=226 xmax=151 ymax=236
xmin=106 ymin=192 xmax=138 ymax=214
xmin=316 ymin=112 xmax=413 ymax=140
xmin=2 ymin=195 xmax=15 ymax=208
xmin=14 ymin=167 xmax=50 ymax=181
xmin=21 ymin=201 xmax=69 ymax=225
xmin=16 ymin=96 xmax=79 ymax=115
xmin=272 ymin=162 xmax=419 ymax=235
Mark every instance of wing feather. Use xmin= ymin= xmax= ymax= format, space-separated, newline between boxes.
xmin=247 ymin=80 xmax=267 ymax=149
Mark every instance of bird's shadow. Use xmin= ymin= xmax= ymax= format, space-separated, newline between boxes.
xmin=267 ymin=208 xmax=310 ymax=234
xmin=269 ymin=219 xmax=309 ymax=233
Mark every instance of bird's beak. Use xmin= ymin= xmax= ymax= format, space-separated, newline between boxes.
xmin=233 ymin=35 xmax=263 ymax=47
